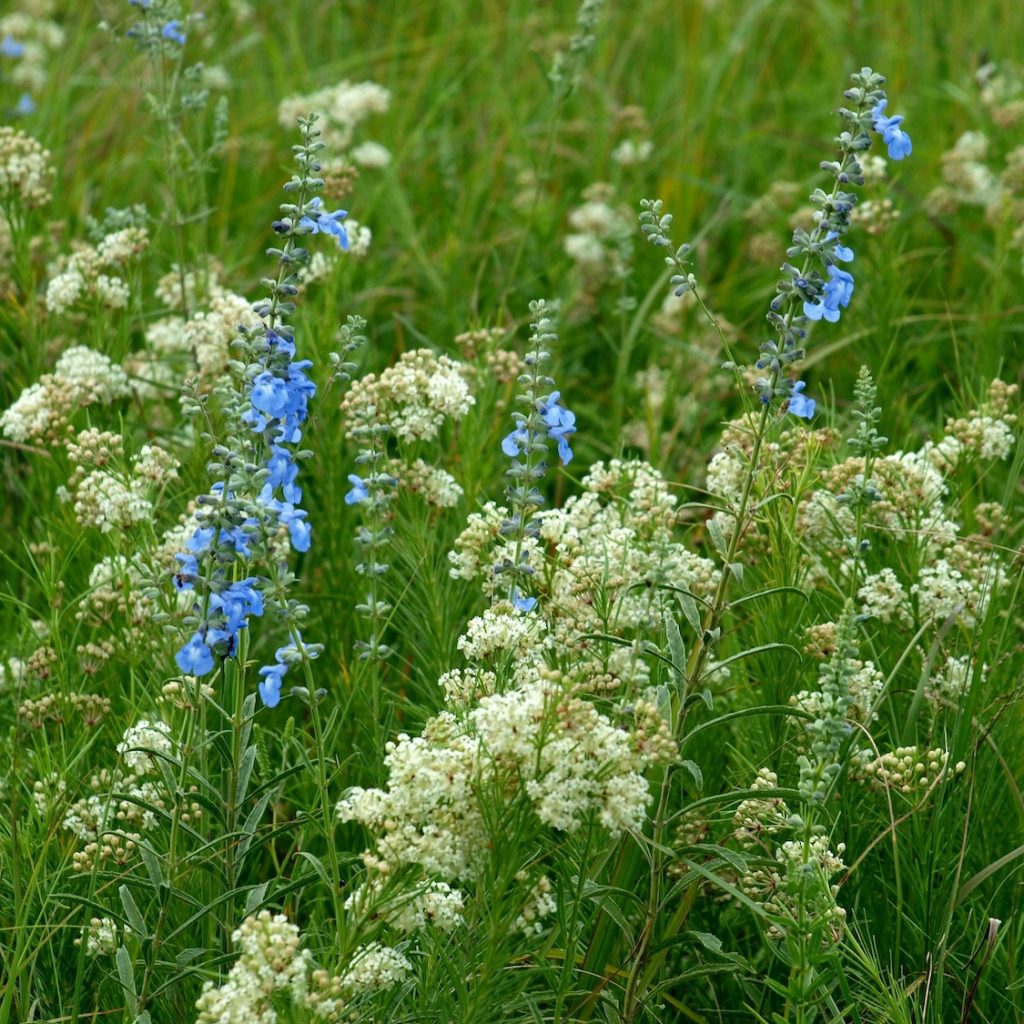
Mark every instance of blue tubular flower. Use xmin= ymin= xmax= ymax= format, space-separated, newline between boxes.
xmin=345 ymin=474 xmax=370 ymax=505
xmin=825 ymin=230 xmax=853 ymax=264
xmin=160 ymin=20 xmax=186 ymax=44
xmin=539 ymin=391 xmax=577 ymax=465
xmin=15 ymin=93 xmax=35 ymax=116
xmin=176 ymin=633 xmax=215 ymax=675
xmin=804 ymin=265 xmax=855 ymax=322
xmin=788 ymin=380 xmax=816 ymax=419
xmin=871 ymin=99 xmax=912 ymax=160
xmin=501 ymin=425 xmax=529 ymax=457
xmin=258 ymin=663 xmax=286 ymax=708
xmin=170 ymin=116 xmax=353 ymax=706
xmin=266 ymin=445 xmax=301 ymax=503
xmin=299 ymin=197 xmax=349 ymax=249
xmin=250 ymin=371 xmax=290 ymax=418
xmin=1 ymin=36 xmax=24 ymax=57
xmin=511 ymin=587 xmax=537 ymax=613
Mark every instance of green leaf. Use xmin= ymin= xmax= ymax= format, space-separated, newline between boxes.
xmin=687 ymin=842 xmax=748 ymax=875
xmin=675 ymin=590 xmax=703 ymax=635
xmin=237 ymin=792 xmax=272 ymax=861
xmin=706 ymin=517 xmax=729 ymax=556
xmin=115 ymin=946 xmax=138 ymax=1017
xmin=665 ymin=615 xmax=686 ymax=693
xmin=139 ymin=843 xmax=163 ymax=891
xmin=727 ymin=561 xmax=744 ymax=584
xmin=680 ymin=759 xmax=703 ymax=790
xmin=296 ymin=850 xmax=334 ymax=891
xmin=709 ymin=643 xmax=800 ymax=674
xmin=728 ymin=586 xmax=809 ymax=610
xmin=688 ymin=930 xmax=723 ymax=953
xmin=235 ymin=744 xmax=257 ymax=808
xmin=244 ymin=881 xmax=270 ymax=917
xmin=119 ymin=885 xmax=149 ymax=940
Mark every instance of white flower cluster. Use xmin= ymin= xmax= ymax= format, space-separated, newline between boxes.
xmin=515 ymin=874 xmax=556 ymax=935
xmin=928 ymin=654 xmax=985 ymax=703
xmin=183 ymin=288 xmax=263 ymax=379
xmin=0 ymin=656 xmax=28 ymax=691
xmin=339 ymin=942 xmax=412 ymax=994
xmin=127 ymin=269 xmax=260 ymax=394
xmin=455 ymin=605 xmax=546 ymax=666
xmin=911 ymin=556 xmax=992 ymax=630
xmin=452 ymin=461 xmax=717 ymax=665
xmin=195 ymin=912 xmax=312 ymax=1024
xmin=782 ymin=381 xmax=1018 ymax=639
xmin=733 ymin=768 xmax=790 ymax=846
xmin=61 ymin=434 xmax=179 ymax=534
xmin=927 ymin=378 xmax=1019 ymax=469
xmin=82 ymin=916 xmax=119 ymax=957
xmin=341 ymin=349 xmax=475 ymax=444
xmin=741 ymin=835 xmax=848 ymax=944
xmin=856 ymin=745 xmax=965 ymax=795
xmin=339 ymin=666 xmax=658 ymax=885
xmin=277 ymin=80 xmax=390 ymax=154
xmin=611 ymin=138 xmax=653 ymax=166
xmin=800 ymin=449 xmax=955 ymax=559
xmin=0 ymin=125 xmax=54 ymax=207
xmin=389 ymin=457 xmax=462 ymax=508
xmin=116 ymin=718 xmax=173 ymax=776
xmin=857 ymin=567 xmax=912 ymax=625
xmin=563 ymin=182 xmax=632 ymax=281
xmin=45 ymin=227 xmax=148 ymax=315
xmin=63 ymin=718 xmax=200 ymax=871
xmin=1 ymin=346 xmax=131 ymax=444
xmin=922 ymin=62 xmax=1024 ymax=264
xmin=343 ymin=876 xmax=466 ymax=934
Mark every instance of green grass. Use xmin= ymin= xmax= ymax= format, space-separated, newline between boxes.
xmin=1 ymin=0 xmax=1023 ymax=1021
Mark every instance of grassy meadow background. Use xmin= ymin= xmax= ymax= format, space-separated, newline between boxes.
xmin=2 ymin=0 xmax=1024 ymax=1021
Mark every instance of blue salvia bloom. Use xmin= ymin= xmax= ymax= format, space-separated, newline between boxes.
xmin=497 ymin=300 xmax=577 ymax=610
xmin=871 ymin=99 xmax=912 ymax=160
xmin=299 ymin=197 xmax=350 ymax=249
xmin=160 ymin=19 xmax=186 ymax=45
xmin=754 ymin=67 xmax=911 ymax=417
xmin=640 ymin=70 xmax=910 ymax=422
xmin=126 ymin=0 xmax=191 ymax=52
xmin=172 ymin=114 xmax=338 ymax=705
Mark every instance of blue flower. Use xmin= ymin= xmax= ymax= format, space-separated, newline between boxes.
xmin=173 ymin=553 xmax=198 ymax=590
xmin=251 ymin=371 xmax=290 ymax=417
xmin=258 ymin=663 xmax=286 ymax=708
xmin=511 ymin=587 xmax=537 ymax=613
xmin=539 ymin=391 xmax=577 ymax=464
xmin=871 ymin=100 xmax=912 ymax=160
xmin=501 ymin=426 xmax=529 ymax=457
xmin=299 ymin=197 xmax=349 ymax=249
xmin=1 ymin=36 xmax=24 ymax=57
xmin=161 ymin=20 xmax=186 ymax=44
xmin=788 ymin=380 xmax=816 ymax=419
xmin=176 ymin=633 xmax=214 ymax=675
xmin=803 ymin=265 xmax=855 ymax=323
xmin=825 ymin=230 xmax=854 ymax=264
xmin=345 ymin=474 xmax=370 ymax=505
xmin=15 ymin=93 xmax=35 ymax=116
xmin=186 ymin=525 xmax=216 ymax=554
xmin=262 ymin=500 xmax=311 ymax=552
xmin=266 ymin=444 xmax=301 ymax=503
xmin=211 ymin=578 xmax=264 ymax=632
